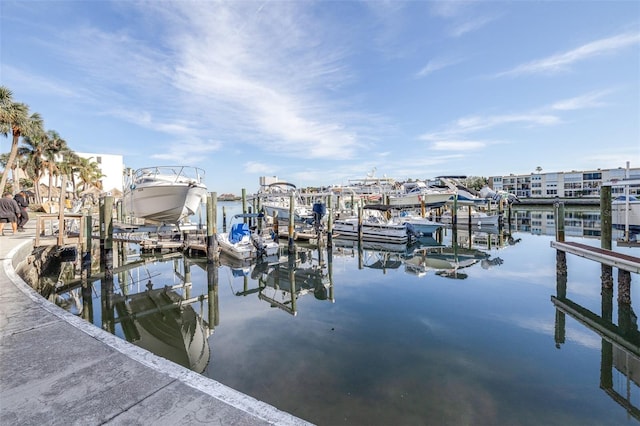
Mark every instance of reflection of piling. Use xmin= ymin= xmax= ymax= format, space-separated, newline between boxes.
xmin=327 ymin=197 xmax=333 ymax=247
xmin=207 ymin=192 xmax=219 ymax=263
xmin=618 ymin=270 xmax=632 ymax=305
xmin=288 ymin=252 xmax=297 ymax=314
xmin=554 ymin=252 xmax=567 ymax=348
xmin=328 ymin=245 xmax=334 ymax=302
xmin=207 ymin=263 xmax=219 ymax=330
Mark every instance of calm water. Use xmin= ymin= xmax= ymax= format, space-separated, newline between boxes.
xmin=45 ymin=202 xmax=640 ymax=426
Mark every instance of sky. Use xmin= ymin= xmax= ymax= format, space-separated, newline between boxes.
xmin=1 ymin=1 xmax=639 ymax=194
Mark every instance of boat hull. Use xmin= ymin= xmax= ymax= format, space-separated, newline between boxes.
xmin=388 ymin=191 xmax=453 ymax=207
xmin=333 ymin=218 xmax=408 ymax=243
xmin=612 ymin=200 xmax=640 ymax=232
xmin=124 ymin=183 xmax=206 ymax=223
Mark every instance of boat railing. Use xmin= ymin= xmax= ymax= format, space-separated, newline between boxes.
xmin=132 ymin=166 xmax=205 ymax=184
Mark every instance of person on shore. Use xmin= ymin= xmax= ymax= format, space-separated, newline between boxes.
xmin=14 ymin=191 xmax=29 ymax=232
xmin=0 ymin=192 xmax=21 ymax=236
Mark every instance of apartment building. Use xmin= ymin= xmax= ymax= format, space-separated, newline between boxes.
xmin=489 ymin=166 xmax=640 ymax=199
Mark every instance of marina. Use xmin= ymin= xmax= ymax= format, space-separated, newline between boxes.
xmin=16 ymin=192 xmax=639 ymax=425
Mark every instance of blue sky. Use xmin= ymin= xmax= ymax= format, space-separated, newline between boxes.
xmin=1 ymin=1 xmax=639 ymax=194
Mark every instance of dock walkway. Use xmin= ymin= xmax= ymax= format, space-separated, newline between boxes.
xmin=0 ymin=220 xmax=311 ymax=425
xmin=550 ymin=240 xmax=640 ymax=274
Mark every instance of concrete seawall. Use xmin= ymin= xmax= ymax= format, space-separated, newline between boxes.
xmin=0 ymin=222 xmax=312 ymax=425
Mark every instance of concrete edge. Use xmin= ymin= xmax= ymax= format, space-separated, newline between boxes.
xmin=3 ymin=240 xmax=312 ymax=426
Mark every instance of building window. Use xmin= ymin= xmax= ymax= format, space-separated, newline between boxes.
xmin=97 ymin=156 xmax=102 ymax=164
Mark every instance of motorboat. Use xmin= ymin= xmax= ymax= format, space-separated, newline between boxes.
xmin=123 ymin=166 xmax=207 ymax=224
xmin=216 ymin=213 xmax=279 ymax=261
xmin=391 ymin=210 xmax=443 ymax=235
xmin=388 ymin=181 xmax=455 ymax=208
xmin=439 ymin=208 xmax=501 ymax=227
xmin=332 ymin=205 xmax=414 ymax=243
xmin=257 ymin=182 xmax=315 ymax=223
xmin=612 ymin=195 xmax=640 ymax=232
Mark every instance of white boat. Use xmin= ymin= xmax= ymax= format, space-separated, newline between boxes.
xmin=332 ymin=206 xmax=412 ymax=243
xmin=257 ymin=182 xmax=315 ymax=223
xmin=388 ymin=181 xmax=455 ymax=208
xmin=612 ymin=195 xmax=640 ymax=232
xmin=123 ymin=166 xmax=207 ymax=224
xmin=216 ymin=213 xmax=279 ymax=261
xmin=439 ymin=208 xmax=501 ymax=227
xmin=391 ymin=211 xmax=443 ymax=235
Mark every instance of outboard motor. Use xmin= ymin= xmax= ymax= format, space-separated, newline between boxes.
xmin=312 ymin=202 xmax=327 ymax=232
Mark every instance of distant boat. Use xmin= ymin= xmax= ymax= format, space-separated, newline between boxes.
xmin=123 ymin=166 xmax=207 ymax=224
xmin=612 ymin=195 xmax=640 ymax=232
xmin=216 ymin=213 xmax=279 ymax=261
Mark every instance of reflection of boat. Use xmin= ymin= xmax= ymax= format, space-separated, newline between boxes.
xmin=216 ymin=213 xmax=279 ymax=261
xmin=123 ymin=166 xmax=207 ymax=224
xmin=333 ymin=206 xmax=412 ymax=243
xmin=333 ymin=237 xmax=412 ymax=254
xmin=612 ymin=195 xmax=640 ymax=232
xmin=403 ymin=245 xmax=489 ymax=279
xmin=114 ymin=287 xmax=211 ymax=373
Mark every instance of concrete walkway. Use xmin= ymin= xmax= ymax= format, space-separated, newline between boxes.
xmin=0 ymin=219 xmax=312 ymax=425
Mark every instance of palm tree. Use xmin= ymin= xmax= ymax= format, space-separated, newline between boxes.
xmin=41 ymin=130 xmax=68 ymax=201
xmin=75 ymin=156 xmax=104 ymax=195
xmin=0 ymin=86 xmax=44 ymax=193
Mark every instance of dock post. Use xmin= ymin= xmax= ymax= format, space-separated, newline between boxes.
xmin=207 ymin=192 xmax=218 ymax=263
xmin=222 ymin=205 xmax=227 ymax=233
xmin=242 ymin=188 xmax=247 ymax=215
xmin=327 ymin=195 xmax=333 ymax=247
xmin=600 ymin=185 xmax=612 ymax=250
xmin=100 ymin=196 xmax=114 ymax=274
xmin=288 ymin=194 xmax=295 ymax=254
xmin=452 ymin=194 xmax=458 ymax=226
xmin=357 ymin=204 xmax=363 ymax=241
xmin=57 ymin=176 xmax=67 ymax=247
xmin=467 ymin=205 xmax=472 ymax=229
xmin=420 ymin=198 xmax=426 ymax=218
xmin=554 ymin=200 xmax=565 ymax=242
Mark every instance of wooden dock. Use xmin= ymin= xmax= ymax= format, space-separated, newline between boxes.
xmin=550 ymin=241 xmax=640 ymax=274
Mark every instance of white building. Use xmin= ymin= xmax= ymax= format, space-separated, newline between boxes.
xmin=75 ymin=152 xmax=124 ymax=193
xmin=489 ymin=165 xmax=640 ymax=199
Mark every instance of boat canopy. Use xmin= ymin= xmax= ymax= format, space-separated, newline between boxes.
xmin=230 ymin=223 xmax=250 ymax=243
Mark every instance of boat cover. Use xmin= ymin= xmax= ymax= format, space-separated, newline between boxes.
xmin=230 ymin=223 xmax=250 ymax=243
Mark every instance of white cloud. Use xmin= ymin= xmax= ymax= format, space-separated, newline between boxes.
xmin=416 ymin=56 xmax=464 ymax=78
xmin=244 ymin=161 xmax=275 ymax=175
xmin=497 ymin=32 xmax=640 ymax=77
xmin=431 ymin=140 xmax=486 ymax=151
xmin=551 ymin=90 xmax=612 ymax=111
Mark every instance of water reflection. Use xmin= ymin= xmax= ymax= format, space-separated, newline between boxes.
xmin=552 ymin=248 xmax=640 ymax=420
xmin=230 ymin=247 xmax=333 ymax=316
xmin=37 ymin=203 xmax=640 ymax=425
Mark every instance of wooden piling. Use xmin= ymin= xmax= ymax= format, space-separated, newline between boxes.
xmin=288 ymin=194 xmax=295 ymax=254
xmin=207 ymin=192 xmax=218 ymax=263
xmin=600 ymin=185 xmax=612 ymax=250
xmin=554 ymin=200 xmax=565 ymax=242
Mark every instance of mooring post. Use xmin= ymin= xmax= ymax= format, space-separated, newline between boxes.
xmin=100 ymin=196 xmax=114 ymax=274
xmin=327 ymin=195 xmax=333 ymax=247
xmin=554 ymin=200 xmax=565 ymax=242
xmin=467 ymin=205 xmax=472 ymax=229
xmin=222 ymin=205 xmax=227 ymax=233
xmin=357 ymin=204 xmax=363 ymax=241
xmin=57 ymin=175 xmax=67 ymax=247
xmin=288 ymin=194 xmax=295 ymax=254
xmin=452 ymin=194 xmax=458 ymax=226
xmin=600 ymin=185 xmax=612 ymax=250
xmin=242 ymin=188 xmax=247 ymax=215
xmin=207 ymin=192 xmax=218 ymax=263
xmin=421 ymin=197 xmax=426 ymax=218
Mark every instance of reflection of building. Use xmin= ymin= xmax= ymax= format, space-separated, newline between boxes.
xmin=490 ymin=166 xmax=640 ymax=199
xmin=510 ymin=206 xmax=603 ymax=238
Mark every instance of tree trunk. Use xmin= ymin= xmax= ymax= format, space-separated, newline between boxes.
xmin=0 ymin=132 xmax=20 ymax=193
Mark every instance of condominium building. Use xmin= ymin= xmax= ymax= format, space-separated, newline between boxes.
xmin=489 ymin=166 xmax=640 ymax=199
